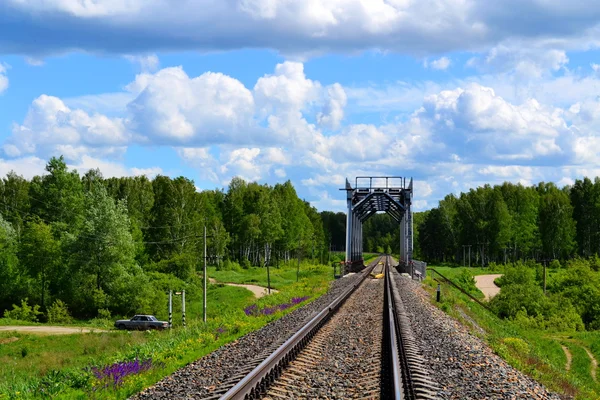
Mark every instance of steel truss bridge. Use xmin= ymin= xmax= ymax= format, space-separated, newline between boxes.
xmin=341 ymin=176 xmax=414 ymax=273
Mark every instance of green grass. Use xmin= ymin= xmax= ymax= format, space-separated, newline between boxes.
xmin=208 ymin=261 xmax=327 ymax=290
xmin=427 ymin=265 xmax=499 ymax=279
xmin=423 ymin=274 xmax=600 ymax=399
xmin=0 ymin=262 xmax=335 ymax=399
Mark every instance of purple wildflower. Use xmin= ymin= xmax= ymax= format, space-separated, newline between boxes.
xmin=244 ymin=304 xmax=258 ymax=316
xmin=215 ymin=326 xmax=228 ymax=338
xmin=261 ymin=307 xmax=276 ymax=315
xmin=291 ymin=296 xmax=310 ymax=305
xmin=245 ymin=296 xmax=311 ymax=317
xmin=92 ymin=358 xmax=153 ymax=388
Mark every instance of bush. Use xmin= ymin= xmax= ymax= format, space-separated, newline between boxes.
xmin=3 ymin=298 xmax=43 ymax=322
xmin=97 ymin=308 xmax=111 ymax=319
xmin=503 ymin=337 xmax=530 ymax=356
xmin=47 ymin=299 xmax=73 ymax=324
xmin=240 ymin=258 xmax=252 ymax=269
xmin=455 ymin=270 xmax=482 ymax=298
xmin=217 ymin=259 xmax=242 ymax=272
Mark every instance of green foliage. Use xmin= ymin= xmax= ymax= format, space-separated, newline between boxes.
xmin=217 ymin=259 xmax=242 ymax=272
xmin=46 ymin=299 xmax=73 ymax=324
xmin=416 ymin=180 xmax=583 ymax=264
xmin=4 ymin=299 xmax=43 ymax=322
xmin=455 ymin=269 xmax=483 ymax=298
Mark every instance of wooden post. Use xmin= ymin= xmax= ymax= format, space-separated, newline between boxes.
xmin=203 ymin=225 xmax=207 ymax=323
xmin=168 ymin=290 xmax=172 ymax=329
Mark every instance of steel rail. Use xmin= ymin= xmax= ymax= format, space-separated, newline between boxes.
xmin=385 ymin=256 xmax=404 ymax=400
xmin=220 ymin=256 xmax=382 ymax=400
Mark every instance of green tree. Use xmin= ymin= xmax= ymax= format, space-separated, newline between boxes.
xmin=20 ymin=219 xmax=60 ymax=309
xmin=71 ymin=182 xmax=144 ymax=315
xmin=0 ymin=214 xmax=21 ymax=313
xmin=29 ymin=156 xmax=84 ymax=230
xmin=538 ymin=183 xmax=576 ymax=259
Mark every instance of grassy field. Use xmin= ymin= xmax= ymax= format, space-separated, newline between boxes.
xmin=424 ymin=264 xmax=600 ymax=399
xmin=0 ymin=262 xmax=336 ymax=399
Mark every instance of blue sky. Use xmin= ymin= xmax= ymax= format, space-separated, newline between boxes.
xmin=2 ymin=1 xmax=600 ymax=211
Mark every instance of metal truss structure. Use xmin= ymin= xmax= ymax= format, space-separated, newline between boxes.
xmin=341 ymin=177 xmax=413 ymax=273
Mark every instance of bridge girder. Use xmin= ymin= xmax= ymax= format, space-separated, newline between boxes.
xmin=341 ymin=177 xmax=413 ymax=273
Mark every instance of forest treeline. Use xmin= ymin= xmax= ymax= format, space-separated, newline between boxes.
xmin=0 ymin=157 xmax=328 ymax=319
xmin=416 ymin=180 xmax=599 ymax=264
xmin=319 ymin=211 xmax=404 ymax=255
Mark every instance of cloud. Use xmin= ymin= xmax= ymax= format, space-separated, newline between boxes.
xmin=254 ymin=61 xmax=321 ymax=113
xmin=71 ymin=155 xmax=163 ymax=178
xmin=416 ymin=83 xmax=570 ymax=162
xmin=467 ymin=44 xmax=569 ymax=78
xmin=127 ymin=66 xmax=257 ymax=144
xmin=317 ymin=83 xmax=347 ymax=130
xmin=6 ymin=94 xmax=129 ymax=161
xmin=4 ymin=0 xmax=600 ymax=61
xmin=24 ymin=57 xmax=44 ymax=66
xmin=302 ymin=174 xmax=346 ymax=187
xmin=425 ymin=56 xmax=451 ymax=70
xmin=125 ymin=53 xmax=160 ymax=72
xmin=0 ymin=156 xmax=47 ymax=179
xmin=0 ymin=63 xmax=8 ymax=93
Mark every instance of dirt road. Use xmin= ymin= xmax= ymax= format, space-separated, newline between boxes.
xmin=208 ymin=278 xmax=279 ymax=298
xmin=0 ymin=326 xmax=108 ymax=335
xmin=474 ymin=274 xmax=503 ymax=300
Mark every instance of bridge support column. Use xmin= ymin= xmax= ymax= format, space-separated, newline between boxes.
xmin=345 ymin=192 xmax=353 ymax=272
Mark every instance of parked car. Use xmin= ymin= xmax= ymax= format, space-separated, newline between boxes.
xmin=114 ymin=315 xmax=169 ymax=330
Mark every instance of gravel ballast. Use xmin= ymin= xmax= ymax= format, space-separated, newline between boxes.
xmin=132 ymin=267 xmax=369 ymax=399
xmin=393 ymin=273 xmax=562 ymax=400
xmin=264 ymin=263 xmax=385 ymax=399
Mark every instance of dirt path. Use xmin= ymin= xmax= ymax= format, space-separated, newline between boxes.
xmin=474 ymin=274 xmax=503 ymax=300
xmin=209 ymin=278 xmax=278 ymax=298
xmin=584 ymin=347 xmax=598 ymax=381
xmin=561 ymin=345 xmax=573 ymax=372
xmin=0 ymin=326 xmax=108 ymax=335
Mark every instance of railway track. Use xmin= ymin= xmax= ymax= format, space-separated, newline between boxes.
xmin=210 ymin=255 xmax=439 ymax=400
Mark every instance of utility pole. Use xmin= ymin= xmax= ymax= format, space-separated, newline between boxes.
xmin=297 ymin=238 xmax=301 ymax=282
xmin=203 ymin=225 xmax=207 ymax=323
xmin=468 ymin=245 xmax=472 ymax=268
xmin=267 ymin=247 xmax=272 ymax=294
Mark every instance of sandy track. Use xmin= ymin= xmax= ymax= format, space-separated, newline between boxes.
xmin=0 ymin=326 xmax=109 ymax=335
xmin=474 ymin=274 xmax=503 ymax=300
xmin=208 ymin=278 xmax=279 ymax=298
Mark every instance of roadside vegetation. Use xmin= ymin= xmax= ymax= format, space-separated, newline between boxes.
xmin=427 ymin=259 xmax=600 ymax=399
xmin=417 ymin=177 xmax=600 ymax=398
xmin=0 ymin=262 xmax=334 ymax=399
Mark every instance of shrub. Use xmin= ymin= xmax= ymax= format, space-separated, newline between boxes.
xmin=240 ymin=258 xmax=252 ymax=269
xmin=97 ymin=308 xmax=112 ymax=319
xmin=47 ymin=299 xmax=73 ymax=324
xmin=3 ymin=298 xmax=43 ymax=322
xmin=455 ymin=270 xmax=482 ymax=298
xmin=217 ymin=259 xmax=242 ymax=272
xmin=503 ymin=337 xmax=530 ymax=356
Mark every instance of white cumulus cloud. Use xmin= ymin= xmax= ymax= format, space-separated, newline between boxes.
xmin=0 ymin=63 xmax=9 ymax=94
xmin=6 ymin=94 xmax=129 ymax=161
xmin=425 ymin=56 xmax=451 ymax=70
xmin=127 ymin=66 xmax=256 ymax=144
